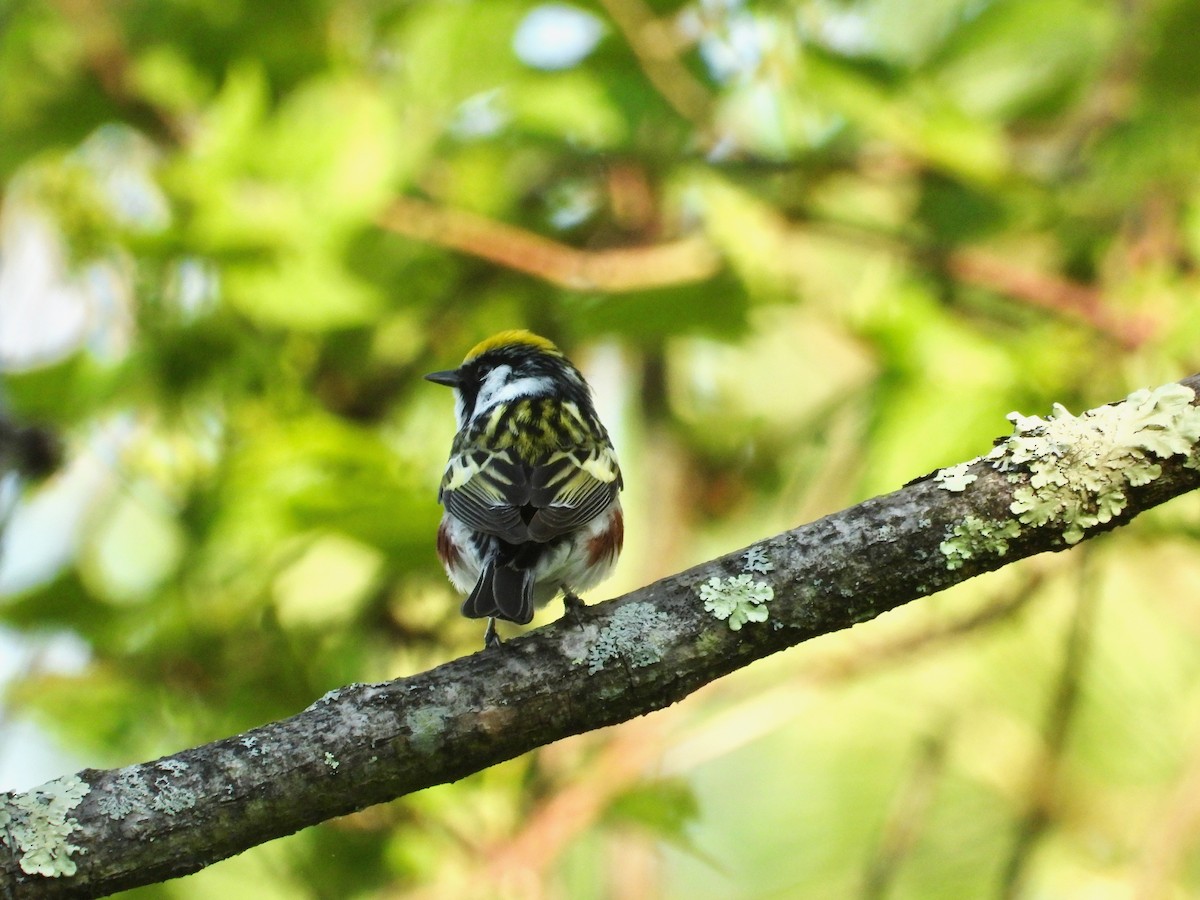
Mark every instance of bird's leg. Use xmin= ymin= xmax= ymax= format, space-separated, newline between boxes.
xmin=483 ymin=617 xmax=502 ymax=649
xmin=562 ymin=586 xmax=589 ymax=625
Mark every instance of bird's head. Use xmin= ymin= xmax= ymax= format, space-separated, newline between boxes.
xmin=425 ymin=330 xmax=588 ymax=429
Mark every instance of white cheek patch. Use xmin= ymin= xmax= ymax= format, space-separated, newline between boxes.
xmin=474 ymin=366 xmax=552 ymax=416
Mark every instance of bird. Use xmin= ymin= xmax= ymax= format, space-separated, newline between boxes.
xmin=426 ymin=330 xmax=624 ymax=648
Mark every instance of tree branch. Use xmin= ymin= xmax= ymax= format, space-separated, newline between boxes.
xmin=593 ymin=0 xmax=714 ymax=127
xmin=376 ymin=196 xmax=1149 ymax=346
xmin=5 ymin=376 xmax=1200 ymax=898
xmin=376 ymin=197 xmax=721 ymax=291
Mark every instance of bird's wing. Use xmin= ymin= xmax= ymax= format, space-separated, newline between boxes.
xmin=439 ymin=449 xmax=532 ymax=543
xmin=525 ymin=445 xmax=622 ymax=542
xmin=440 ymin=444 xmax=622 ymax=545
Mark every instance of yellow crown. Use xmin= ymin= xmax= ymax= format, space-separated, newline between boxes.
xmin=464 ymin=330 xmax=562 ymax=362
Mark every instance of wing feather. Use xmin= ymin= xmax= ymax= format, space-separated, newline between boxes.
xmin=440 ymin=450 xmax=530 ymax=542
xmin=526 ymin=446 xmax=622 ymax=542
xmin=440 ymin=443 xmax=622 ymax=545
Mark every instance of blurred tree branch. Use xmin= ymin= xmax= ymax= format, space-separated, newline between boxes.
xmin=1000 ymin=552 xmax=1100 ymax=899
xmin=6 ymin=374 xmax=1200 ymax=898
xmin=378 ymin=196 xmax=1151 ymax=346
xmin=944 ymin=250 xmax=1153 ymax=349
xmin=44 ymin=0 xmax=186 ymax=146
xmin=594 ymin=0 xmax=714 ymax=126
xmin=377 ymin=197 xmax=721 ymax=291
xmin=862 ymin=728 xmax=952 ymax=900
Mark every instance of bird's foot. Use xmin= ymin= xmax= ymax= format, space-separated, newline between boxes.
xmin=483 ymin=618 xmax=502 ymax=649
xmin=562 ymin=588 xmax=590 ymax=626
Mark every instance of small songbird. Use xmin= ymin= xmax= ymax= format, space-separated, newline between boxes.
xmin=426 ymin=330 xmax=624 ymax=647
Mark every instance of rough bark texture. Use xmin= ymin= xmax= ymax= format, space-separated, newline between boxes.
xmin=4 ymin=375 xmax=1200 ymax=898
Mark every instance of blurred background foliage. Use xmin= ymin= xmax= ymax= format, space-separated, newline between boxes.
xmin=3 ymin=0 xmax=1200 ymax=896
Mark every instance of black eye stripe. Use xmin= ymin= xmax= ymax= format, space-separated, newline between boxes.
xmin=455 ymin=373 xmax=481 ymax=419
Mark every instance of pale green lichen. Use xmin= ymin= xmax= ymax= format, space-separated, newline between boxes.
xmin=0 ymin=774 xmax=90 ymax=877
xmin=938 ymin=383 xmax=1200 ymax=570
xmin=934 ymin=461 xmax=979 ymax=492
xmin=323 ymin=752 xmax=340 ymax=771
xmin=742 ymin=546 xmax=775 ymax=574
xmin=98 ymin=768 xmax=149 ymax=820
xmin=240 ymin=736 xmax=262 ymax=757
xmin=988 ymin=383 xmax=1200 ymax=544
xmin=306 ymin=683 xmax=362 ymax=710
xmin=150 ymin=776 xmax=196 ymax=815
xmin=97 ymin=763 xmax=194 ymax=819
xmin=700 ymin=574 xmax=774 ymax=630
xmin=405 ymin=706 xmax=450 ymax=755
xmin=940 ymin=516 xmax=1021 ymax=570
xmin=587 ymin=602 xmax=671 ymax=673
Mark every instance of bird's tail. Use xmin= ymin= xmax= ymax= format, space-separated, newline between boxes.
xmin=461 ymin=560 xmax=535 ymax=625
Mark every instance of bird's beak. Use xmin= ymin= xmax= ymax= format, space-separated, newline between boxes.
xmin=424 ymin=369 xmax=462 ymax=388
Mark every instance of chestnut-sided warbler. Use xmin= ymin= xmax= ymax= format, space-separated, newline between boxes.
xmin=426 ymin=330 xmax=624 ymax=647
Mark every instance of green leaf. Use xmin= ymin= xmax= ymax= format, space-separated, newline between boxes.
xmin=606 ymin=778 xmax=700 ymax=845
xmin=510 ymin=71 xmax=628 ymax=149
xmin=914 ymin=171 xmax=1006 ymax=245
xmin=561 ymin=273 xmax=750 ymax=342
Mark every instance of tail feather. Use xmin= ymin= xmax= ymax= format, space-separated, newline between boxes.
xmin=461 ymin=560 xmax=535 ymax=625
xmin=492 ymin=566 xmax=535 ymax=624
